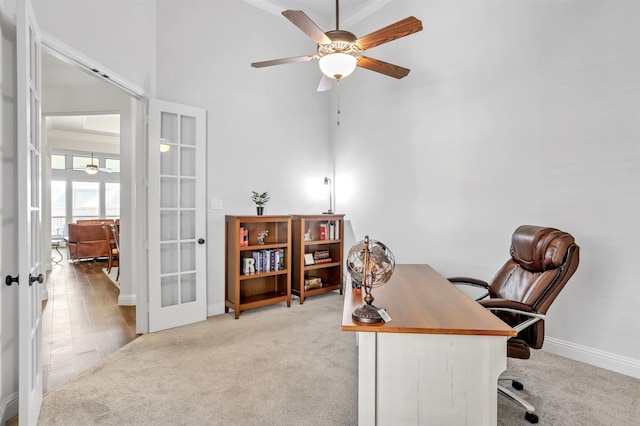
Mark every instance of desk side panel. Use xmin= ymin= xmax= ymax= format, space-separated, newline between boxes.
xmin=374 ymin=333 xmax=507 ymax=425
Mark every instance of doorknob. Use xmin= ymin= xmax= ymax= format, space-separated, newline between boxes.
xmin=198 ymin=238 xmax=205 ymax=244
xmin=5 ymin=275 xmax=19 ymax=286
xmin=29 ymin=273 xmax=44 ymax=286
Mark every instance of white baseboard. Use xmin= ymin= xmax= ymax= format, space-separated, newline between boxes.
xmin=1 ymin=391 xmax=18 ymax=425
xmin=207 ymin=302 xmax=226 ymax=317
xmin=118 ymin=293 xmax=136 ymax=306
xmin=545 ymin=336 xmax=640 ymax=379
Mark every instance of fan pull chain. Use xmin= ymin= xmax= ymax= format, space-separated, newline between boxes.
xmin=336 ymin=78 xmax=341 ymax=126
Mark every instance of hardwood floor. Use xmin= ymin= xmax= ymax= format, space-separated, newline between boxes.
xmin=42 ymin=248 xmax=137 ymax=394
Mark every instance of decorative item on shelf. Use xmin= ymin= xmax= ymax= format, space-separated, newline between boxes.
xmin=347 ymin=235 xmax=396 ymax=324
xmin=304 ymin=228 xmax=312 ymax=241
xmin=322 ymin=177 xmax=334 ymax=214
xmin=257 ymin=229 xmax=269 ymax=245
xmin=304 ymin=253 xmax=315 ymax=266
xmin=242 ymin=257 xmax=256 ymax=275
xmin=251 ymin=191 xmax=270 ymax=215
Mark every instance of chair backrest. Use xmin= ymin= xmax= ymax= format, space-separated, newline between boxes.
xmin=487 ymin=225 xmax=579 ymax=348
xmin=109 ymin=223 xmax=121 ymax=252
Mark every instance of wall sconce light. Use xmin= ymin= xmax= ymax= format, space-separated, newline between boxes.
xmin=160 ymin=143 xmax=171 ymax=153
xmin=323 ymin=177 xmax=334 ymax=214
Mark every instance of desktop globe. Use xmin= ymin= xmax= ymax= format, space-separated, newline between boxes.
xmin=346 ymin=236 xmax=395 ymax=323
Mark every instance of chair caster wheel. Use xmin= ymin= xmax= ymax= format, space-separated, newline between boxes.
xmin=525 ymin=412 xmax=539 ymax=423
xmin=512 ymin=380 xmax=524 ymax=390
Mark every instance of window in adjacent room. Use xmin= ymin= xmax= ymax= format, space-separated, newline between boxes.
xmin=105 ymin=182 xmax=120 ymax=218
xmin=72 ymin=181 xmax=100 ymax=222
xmin=51 ymin=180 xmax=66 ymax=237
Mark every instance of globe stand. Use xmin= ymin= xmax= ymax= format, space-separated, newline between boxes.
xmin=352 ymin=303 xmax=384 ymax=323
xmin=352 ymin=257 xmax=384 ymax=323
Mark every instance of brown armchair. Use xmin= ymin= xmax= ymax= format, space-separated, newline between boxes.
xmin=449 ymin=225 xmax=579 ymax=424
xmin=66 ymin=219 xmax=115 ymax=261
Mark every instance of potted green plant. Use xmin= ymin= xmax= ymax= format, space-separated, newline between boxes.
xmin=251 ymin=191 xmax=270 ymax=215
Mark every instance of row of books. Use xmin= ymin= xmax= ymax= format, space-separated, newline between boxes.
xmin=319 ymin=221 xmax=340 ymax=240
xmin=242 ymin=249 xmax=285 ymax=274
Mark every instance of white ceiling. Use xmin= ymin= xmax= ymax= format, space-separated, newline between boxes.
xmin=41 ymin=0 xmax=393 ymax=139
xmin=43 ymin=51 xmax=122 ymax=140
xmin=245 ymin=0 xmax=393 ymax=29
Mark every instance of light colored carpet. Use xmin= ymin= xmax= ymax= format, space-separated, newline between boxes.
xmin=39 ymin=293 xmax=358 ymax=425
xmin=36 ymin=292 xmax=640 ymax=425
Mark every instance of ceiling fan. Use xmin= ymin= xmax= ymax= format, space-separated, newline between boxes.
xmin=251 ymin=0 xmax=423 ymax=91
xmin=73 ymin=153 xmax=113 ymax=175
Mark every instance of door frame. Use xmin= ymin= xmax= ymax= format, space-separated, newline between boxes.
xmin=39 ymin=32 xmax=151 ymax=333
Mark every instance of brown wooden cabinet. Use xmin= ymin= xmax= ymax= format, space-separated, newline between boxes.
xmin=291 ymin=214 xmax=345 ymax=304
xmin=225 ymin=215 xmax=291 ymax=319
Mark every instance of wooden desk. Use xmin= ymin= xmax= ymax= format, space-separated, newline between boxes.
xmin=342 ymin=264 xmax=516 ymax=425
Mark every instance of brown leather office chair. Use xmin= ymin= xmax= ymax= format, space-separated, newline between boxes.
xmin=449 ymin=225 xmax=579 ymax=424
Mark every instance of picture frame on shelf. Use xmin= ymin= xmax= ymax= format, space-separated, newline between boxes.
xmin=304 ymin=253 xmax=315 ymax=266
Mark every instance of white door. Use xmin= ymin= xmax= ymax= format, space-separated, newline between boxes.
xmin=148 ymin=99 xmax=207 ymax=332
xmin=17 ymin=0 xmax=44 ymax=424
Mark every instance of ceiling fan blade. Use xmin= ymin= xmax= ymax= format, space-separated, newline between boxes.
xmin=356 ymin=56 xmax=410 ymax=79
xmin=354 ymin=16 xmax=423 ymax=51
xmin=316 ymin=74 xmax=333 ymax=92
xmin=251 ymin=55 xmax=318 ymax=68
xmin=282 ymin=10 xmax=332 ymax=45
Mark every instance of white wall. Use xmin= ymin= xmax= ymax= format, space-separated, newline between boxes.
xmin=31 ymin=0 xmax=157 ymax=94
xmin=155 ymin=1 xmax=333 ymax=314
xmin=336 ymin=1 xmax=640 ymax=377
xmin=0 ymin=0 xmax=18 ymax=421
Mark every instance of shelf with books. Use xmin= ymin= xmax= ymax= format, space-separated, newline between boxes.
xmin=291 ymin=214 xmax=345 ymax=304
xmin=225 ymin=215 xmax=291 ymax=319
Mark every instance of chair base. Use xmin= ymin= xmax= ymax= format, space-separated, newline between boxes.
xmin=498 ymin=376 xmax=539 ymax=424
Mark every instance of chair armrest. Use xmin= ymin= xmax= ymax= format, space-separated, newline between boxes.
xmin=479 ymin=299 xmax=545 ymax=333
xmin=479 ymin=298 xmax=533 ymax=311
xmin=447 ymin=277 xmax=490 ymax=301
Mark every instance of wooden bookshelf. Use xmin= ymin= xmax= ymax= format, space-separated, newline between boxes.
xmin=225 ymin=215 xmax=291 ymax=319
xmin=291 ymin=214 xmax=345 ymax=304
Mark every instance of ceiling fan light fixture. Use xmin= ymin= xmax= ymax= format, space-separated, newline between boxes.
xmin=319 ymin=53 xmax=357 ymax=80
xmin=85 ymin=164 xmax=99 ymax=175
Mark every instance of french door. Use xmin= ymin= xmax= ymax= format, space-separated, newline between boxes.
xmin=17 ymin=0 xmax=44 ymax=424
xmin=148 ymin=99 xmax=207 ymax=332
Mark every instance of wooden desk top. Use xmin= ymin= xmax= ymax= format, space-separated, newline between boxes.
xmin=341 ymin=264 xmax=517 ymax=336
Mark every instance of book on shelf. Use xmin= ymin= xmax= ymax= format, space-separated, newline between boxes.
xmin=239 ymin=226 xmax=249 ymax=247
xmin=320 ymin=223 xmax=327 ymax=240
xmin=313 ymin=250 xmax=330 ymax=260
xmin=304 ymin=276 xmax=323 ymax=290
xmin=304 ymin=282 xmax=323 ymax=291
xmin=314 ymin=258 xmax=333 ymax=264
